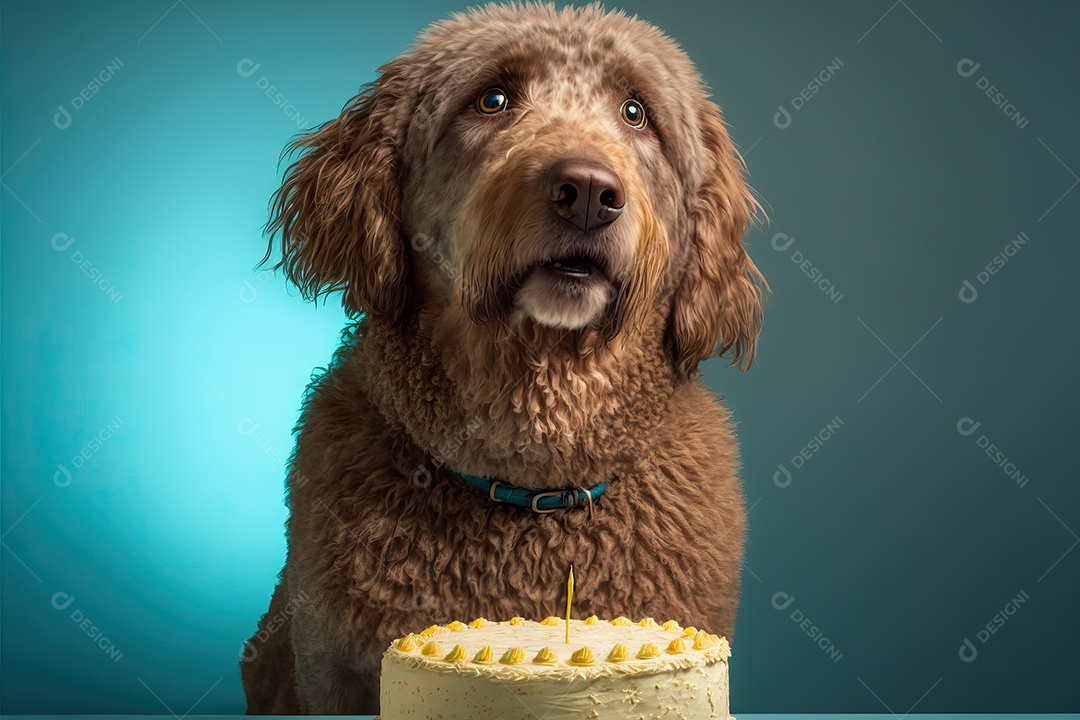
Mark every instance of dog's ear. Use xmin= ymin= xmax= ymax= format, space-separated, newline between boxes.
xmin=263 ymin=59 xmax=410 ymax=321
xmin=667 ymin=98 xmax=766 ymax=376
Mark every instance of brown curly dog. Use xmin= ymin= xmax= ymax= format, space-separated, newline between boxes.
xmin=240 ymin=3 xmax=765 ymax=714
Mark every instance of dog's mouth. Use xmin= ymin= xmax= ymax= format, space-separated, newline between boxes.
xmin=537 ymin=254 xmax=610 ymax=283
xmin=508 ymin=248 xmax=621 ymax=330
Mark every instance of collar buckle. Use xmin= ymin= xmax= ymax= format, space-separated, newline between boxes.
xmin=530 ymin=490 xmax=565 ymax=514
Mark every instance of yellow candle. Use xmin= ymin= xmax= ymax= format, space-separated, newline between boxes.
xmin=565 ymin=565 xmax=574 ymax=644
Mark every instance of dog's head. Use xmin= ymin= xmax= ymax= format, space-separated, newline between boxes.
xmin=265 ymin=3 xmax=764 ymax=375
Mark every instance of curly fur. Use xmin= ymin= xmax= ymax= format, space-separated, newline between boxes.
xmin=242 ymin=3 xmax=765 ymax=714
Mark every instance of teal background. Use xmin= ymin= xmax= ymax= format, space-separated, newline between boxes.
xmin=2 ymin=0 xmax=1077 ymax=713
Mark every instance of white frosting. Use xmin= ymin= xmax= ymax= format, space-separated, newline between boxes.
xmin=380 ymin=619 xmax=731 ymax=719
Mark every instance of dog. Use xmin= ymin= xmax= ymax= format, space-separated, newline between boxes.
xmin=241 ymin=3 xmax=765 ymax=713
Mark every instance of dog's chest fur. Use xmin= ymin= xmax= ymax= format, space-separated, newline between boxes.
xmin=283 ymin=320 xmax=745 ymax=670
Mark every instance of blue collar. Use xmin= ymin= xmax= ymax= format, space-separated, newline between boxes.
xmin=456 ymin=472 xmax=607 ymax=514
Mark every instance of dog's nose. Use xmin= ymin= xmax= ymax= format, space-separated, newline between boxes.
xmin=545 ymin=159 xmax=625 ymax=232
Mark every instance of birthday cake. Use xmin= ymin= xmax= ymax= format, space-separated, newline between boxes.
xmin=380 ymin=616 xmax=732 ymax=719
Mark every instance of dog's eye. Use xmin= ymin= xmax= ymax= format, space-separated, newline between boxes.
xmin=477 ymin=87 xmax=508 ymax=114
xmin=620 ymin=99 xmax=647 ymax=129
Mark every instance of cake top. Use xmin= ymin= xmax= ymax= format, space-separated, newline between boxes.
xmin=382 ymin=616 xmax=730 ymax=682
